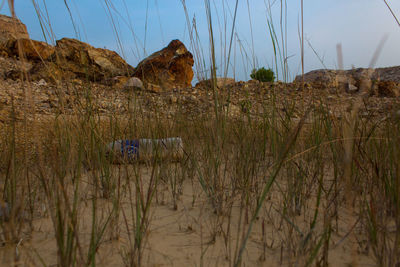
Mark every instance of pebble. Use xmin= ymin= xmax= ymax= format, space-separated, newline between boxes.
xmin=347 ymin=83 xmax=358 ymax=93
xmin=37 ymin=79 xmax=47 ymax=86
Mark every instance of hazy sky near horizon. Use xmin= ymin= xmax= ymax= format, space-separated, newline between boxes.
xmin=1 ymin=0 xmax=399 ymax=82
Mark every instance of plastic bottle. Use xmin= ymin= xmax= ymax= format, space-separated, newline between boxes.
xmin=107 ymin=137 xmax=184 ymax=162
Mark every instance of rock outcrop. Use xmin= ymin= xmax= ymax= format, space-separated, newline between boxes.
xmin=0 ymin=14 xmax=135 ymax=84
xmin=5 ymin=38 xmax=55 ymax=60
xmin=0 ymin=14 xmax=29 ymax=43
xmin=295 ymin=67 xmax=400 ymax=97
xmin=133 ymin=40 xmax=194 ymax=91
xmin=0 ymin=37 xmax=134 ymax=83
xmin=0 ymin=16 xmax=194 ymax=90
xmin=45 ymin=38 xmax=134 ymax=82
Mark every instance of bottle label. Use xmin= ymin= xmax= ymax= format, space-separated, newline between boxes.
xmin=121 ymin=140 xmax=140 ymax=159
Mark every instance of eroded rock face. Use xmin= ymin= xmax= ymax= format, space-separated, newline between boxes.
xmin=0 ymin=14 xmax=29 ymax=43
xmin=2 ymin=38 xmax=135 ymax=83
xmin=52 ymin=38 xmax=134 ymax=82
xmin=6 ymin=39 xmax=55 ymax=61
xmin=0 ymin=15 xmax=135 ymax=84
xmin=133 ymin=40 xmax=194 ymax=91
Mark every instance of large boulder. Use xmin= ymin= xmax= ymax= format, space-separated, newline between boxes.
xmin=0 ymin=14 xmax=29 ymax=44
xmin=0 ymin=14 xmax=136 ymax=84
xmin=52 ymin=38 xmax=134 ymax=82
xmin=133 ymin=40 xmax=194 ymax=91
xmin=25 ymin=38 xmax=135 ymax=83
xmin=5 ymin=38 xmax=55 ymax=61
xmin=1 ymin=37 xmax=135 ymax=83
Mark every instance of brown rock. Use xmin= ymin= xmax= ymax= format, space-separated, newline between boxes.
xmin=146 ymin=82 xmax=163 ymax=93
xmin=295 ymin=69 xmax=340 ymax=87
xmin=55 ymin=38 xmax=134 ymax=79
xmin=29 ymin=61 xmax=73 ymax=83
xmin=0 ymin=14 xmax=29 ymax=43
xmin=374 ymin=66 xmax=400 ymax=83
xmin=346 ymin=83 xmax=358 ymax=94
xmin=6 ymin=39 xmax=55 ymax=61
xmin=111 ymin=76 xmax=130 ymax=89
xmin=297 ymin=66 xmax=400 ymax=94
xmin=297 ymin=68 xmax=377 ymax=93
xmin=0 ymin=56 xmax=33 ymax=80
xmin=376 ymin=81 xmax=400 ymax=97
xmin=30 ymin=38 xmax=134 ymax=83
xmin=133 ymin=40 xmax=194 ymax=91
xmin=123 ymin=77 xmax=144 ymax=90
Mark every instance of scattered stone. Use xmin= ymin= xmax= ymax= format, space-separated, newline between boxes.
xmin=123 ymin=77 xmax=144 ymax=90
xmin=374 ymin=66 xmax=400 ymax=83
xmin=225 ymin=104 xmax=241 ymax=117
xmin=347 ymin=83 xmax=358 ymax=93
xmin=376 ymin=81 xmax=400 ymax=97
xmin=37 ymin=79 xmax=47 ymax=86
xmin=0 ymin=75 xmax=399 ymax=122
xmin=146 ymin=82 xmax=163 ymax=93
xmin=195 ymin=77 xmax=235 ymax=89
xmin=133 ymin=39 xmax=194 ymax=91
xmin=2 ymin=59 xmax=33 ymax=80
xmin=0 ymin=15 xmax=399 ymax=123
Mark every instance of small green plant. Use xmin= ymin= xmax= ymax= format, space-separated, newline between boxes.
xmin=250 ymin=67 xmax=275 ymax=82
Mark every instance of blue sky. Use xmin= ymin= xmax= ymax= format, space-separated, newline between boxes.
xmin=1 ymin=0 xmax=399 ymax=82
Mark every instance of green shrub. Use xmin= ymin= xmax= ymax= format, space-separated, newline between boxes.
xmin=250 ymin=67 xmax=275 ymax=82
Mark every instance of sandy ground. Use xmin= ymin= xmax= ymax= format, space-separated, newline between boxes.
xmin=0 ymin=162 xmax=382 ymax=267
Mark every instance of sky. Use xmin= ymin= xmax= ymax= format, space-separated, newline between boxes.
xmin=1 ymin=0 xmax=399 ymax=82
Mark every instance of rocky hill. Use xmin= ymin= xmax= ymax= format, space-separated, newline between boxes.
xmin=0 ymin=14 xmax=400 ymax=124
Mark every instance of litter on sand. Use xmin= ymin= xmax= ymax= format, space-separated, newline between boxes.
xmin=106 ymin=137 xmax=184 ymax=163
